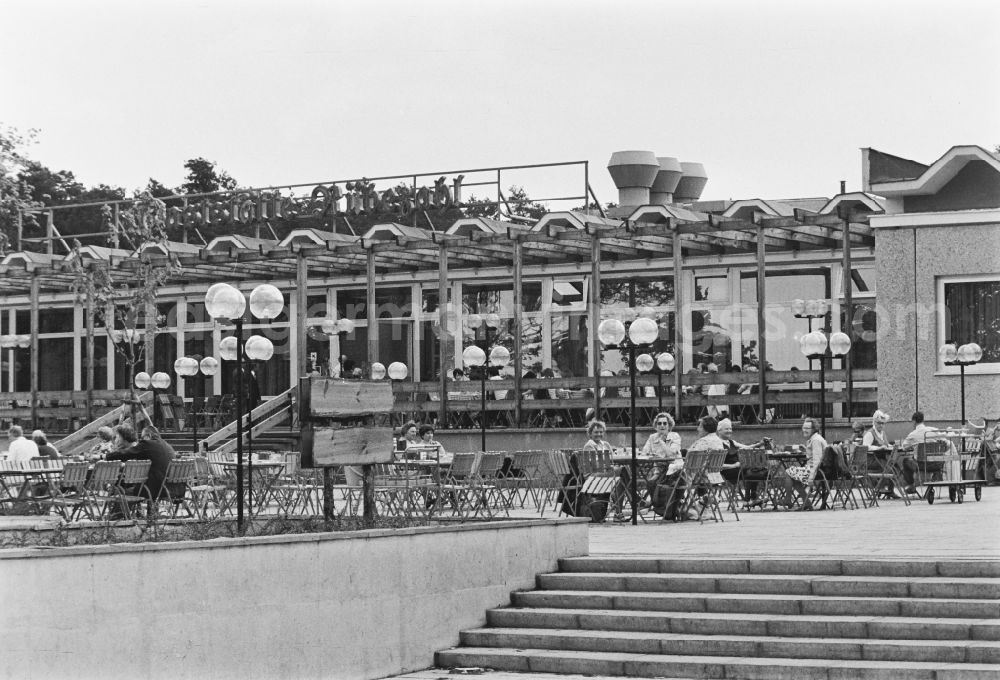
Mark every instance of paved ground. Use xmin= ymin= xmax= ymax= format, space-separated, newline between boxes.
xmin=387 ymin=487 xmax=1000 ymax=680
xmin=586 ymin=485 xmax=1000 ymax=559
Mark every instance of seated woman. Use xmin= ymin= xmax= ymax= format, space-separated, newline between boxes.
xmin=782 ymin=417 xmax=826 ymax=510
xmin=641 ymin=413 xmax=687 ymax=520
xmin=415 ymin=424 xmax=446 ymax=461
xmin=87 ymin=426 xmax=117 ymax=461
xmin=397 ymin=421 xmax=421 ymax=458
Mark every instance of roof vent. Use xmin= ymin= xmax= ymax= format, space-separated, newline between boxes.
xmin=607 ymin=150 xmax=659 ymax=206
xmin=650 ymin=157 xmax=683 ymax=205
xmin=674 ymin=162 xmax=708 ymax=203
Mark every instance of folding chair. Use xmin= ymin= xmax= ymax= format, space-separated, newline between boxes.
xmin=736 ymin=447 xmax=773 ymax=510
xmin=158 ymin=459 xmax=199 ymax=519
xmin=188 ymin=456 xmax=230 ymax=519
xmin=45 ymin=461 xmax=90 ymax=521
xmin=81 ymin=460 xmax=124 ymax=522
xmin=471 ymin=452 xmax=508 ymax=518
xmin=503 ymin=450 xmax=546 ymax=509
xmin=866 ymin=446 xmax=916 ymax=506
xmin=114 ymin=459 xmax=152 ymax=520
xmin=439 ymin=453 xmax=480 ymax=519
xmin=541 ymin=450 xmax=581 ymax=518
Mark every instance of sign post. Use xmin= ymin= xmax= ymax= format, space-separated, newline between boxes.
xmin=300 ymin=377 xmax=395 ymax=523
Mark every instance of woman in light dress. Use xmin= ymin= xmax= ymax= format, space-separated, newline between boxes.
xmin=782 ymin=417 xmax=827 ymax=510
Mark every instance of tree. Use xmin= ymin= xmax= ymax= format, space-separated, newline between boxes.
xmin=70 ymin=191 xmax=181 ymax=410
xmin=0 ymin=125 xmax=42 ymax=254
xmin=144 ymin=177 xmax=175 ymax=199
xmin=178 ymin=157 xmax=237 ymax=195
xmin=463 ymin=185 xmax=548 ymax=222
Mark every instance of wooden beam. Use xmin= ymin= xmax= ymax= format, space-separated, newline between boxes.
xmin=590 ymin=233 xmax=602 ymax=420
xmin=296 ymin=254 xmax=309 ymax=377
xmin=437 ymin=243 xmax=449 ymax=426
xmin=756 ymin=223 xmax=768 ymax=418
xmin=30 ymin=274 xmax=39 ymax=429
xmin=513 ymin=240 xmax=524 ymax=426
xmin=366 ymin=248 xmax=377 ymax=367
xmin=672 ymin=227 xmax=683 ymax=418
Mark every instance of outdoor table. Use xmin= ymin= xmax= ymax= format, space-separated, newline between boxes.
xmin=220 ymin=460 xmax=286 ymax=515
xmin=0 ymin=467 xmax=64 ymax=514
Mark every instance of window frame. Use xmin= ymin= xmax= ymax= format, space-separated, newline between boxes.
xmin=936 ymin=273 xmax=1000 ymax=375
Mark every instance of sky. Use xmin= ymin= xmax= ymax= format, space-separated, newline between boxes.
xmin=2 ymin=0 xmax=999 ymax=208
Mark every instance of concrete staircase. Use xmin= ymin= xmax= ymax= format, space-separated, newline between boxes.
xmin=436 ymin=556 xmax=1000 ymax=679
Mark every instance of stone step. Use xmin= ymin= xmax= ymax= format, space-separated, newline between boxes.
xmin=537 ymin=572 xmax=1000 ymax=600
xmin=486 ymin=607 xmax=1000 ymax=641
xmin=460 ymin=628 xmax=1000 ymax=664
xmin=558 ymin=557 xmax=1000 ymax=578
xmin=512 ymin=589 xmax=1000 ymax=619
xmin=436 ymin=646 xmax=1000 ymax=680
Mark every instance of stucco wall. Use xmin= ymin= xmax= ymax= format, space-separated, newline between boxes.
xmin=0 ymin=519 xmax=588 ymax=680
xmin=875 ymin=220 xmax=1000 ymax=427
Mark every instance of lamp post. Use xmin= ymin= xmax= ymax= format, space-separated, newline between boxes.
xmin=798 ymin=330 xmax=851 ymax=438
xmin=598 ymin=315 xmax=658 ymax=525
xmin=134 ymin=370 xmax=171 ymax=428
xmin=205 ymin=282 xmax=284 ymax=534
xmin=462 ymin=342 xmax=510 ymax=452
xmin=939 ymin=342 xmax=983 ymax=432
xmin=636 ymin=351 xmax=676 ymax=413
xmin=320 ymin=317 xmax=357 ymax=377
xmin=174 ymin=355 xmax=219 ymax=454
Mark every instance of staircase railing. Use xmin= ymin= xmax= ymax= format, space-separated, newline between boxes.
xmin=54 ymin=391 xmax=154 ymax=457
xmin=200 ymin=386 xmax=297 ymax=455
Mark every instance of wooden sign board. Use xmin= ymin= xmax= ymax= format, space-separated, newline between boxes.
xmin=306 ymin=425 xmax=395 ymax=467
xmin=307 ymin=378 xmax=395 ymax=417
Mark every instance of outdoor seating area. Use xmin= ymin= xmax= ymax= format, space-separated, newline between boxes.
xmin=2 ymin=428 xmax=990 ymax=530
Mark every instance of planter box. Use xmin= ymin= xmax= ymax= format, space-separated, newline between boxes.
xmin=0 ymin=518 xmax=588 ymax=680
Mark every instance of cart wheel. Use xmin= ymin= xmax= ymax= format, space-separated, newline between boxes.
xmin=957 ymin=487 xmax=965 ymax=504
xmin=927 ymin=487 xmax=935 ymax=504
xmin=975 ymin=485 xmax=982 ymax=501
xmin=948 ymin=486 xmax=956 ymax=502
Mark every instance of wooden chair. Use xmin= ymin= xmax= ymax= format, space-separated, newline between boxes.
xmin=82 ymin=460 xmax=124 ymax=522
xmin=114 ymin=459 xmax=152 ymax=520
xmin=45 ymin=462 xmax=90 ymax=521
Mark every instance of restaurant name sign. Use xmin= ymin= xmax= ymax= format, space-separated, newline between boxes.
xmin=164 ymin=175 xmax=467 ymax=229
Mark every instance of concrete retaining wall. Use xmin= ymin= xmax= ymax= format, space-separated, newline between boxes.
xmin=0 ymin=519 xmax=588 ymax=680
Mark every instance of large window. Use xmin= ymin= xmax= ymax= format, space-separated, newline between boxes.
xmin=940 ymin=276 xmax=1000 ymax=367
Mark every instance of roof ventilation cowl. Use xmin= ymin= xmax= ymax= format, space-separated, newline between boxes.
xmin=674 ymin=162 xmax=708 ymax=203
xmin=607 ymin=150 xmax=659 ymax=207
xmin=649 ymin=156 xmax=683 ymax=205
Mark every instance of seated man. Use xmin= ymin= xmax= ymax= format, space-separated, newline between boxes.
xmin=900 ymin=411 xmax=952 ymax=486
xmin=717 ymin=417 xmax=768 ymax=505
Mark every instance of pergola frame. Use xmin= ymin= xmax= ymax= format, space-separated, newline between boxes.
xmin=1 ymin=202 xmax=877 ymax=428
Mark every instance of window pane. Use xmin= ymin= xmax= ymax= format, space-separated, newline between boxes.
xmin=695 ymin=275 xmax=728 ymax=302
xmin=39 ymin=308 xmax=74 ymax=333
xmin=740 ymin=268 xmax=830 ymax=304
xmin=336 ymin=287 xmax=411 ymax=320
xmin=849 ymin=266 xmax=877 ymax=295
xmin=845 ymin=302 xmax=877 ymax=370
xmin=551 ymin=280 xmax=585 ymax=309
xmin=306 ymin=294 xmax=327 ymax=319
xmin=38 ymin=338 xmax=73 ymax=390
xmin=550 ymin=312 xmax=589 ymax=377
xmin=462 ymin=282 xmax=542 ymax=314
xmin=601 ymin=277 xmax=674 ymax=308
xmin=79 ymin=337 xmax=108 ymax=391
xmin=944 ymin=280 xmax=1000 ymax=363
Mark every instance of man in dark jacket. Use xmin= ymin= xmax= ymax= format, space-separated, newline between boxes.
xmin=107 ymin=424 xmax=178 ymax=500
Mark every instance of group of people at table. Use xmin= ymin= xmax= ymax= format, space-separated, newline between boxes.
xmin=577 ymin=407 xmax=979 ymax=521
xmin=1 ymin=422 xmax=180 ymax=512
